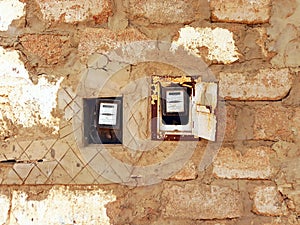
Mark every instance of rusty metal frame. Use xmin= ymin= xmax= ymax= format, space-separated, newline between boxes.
xmin=150 ymin=76 xmax=200 ymax=141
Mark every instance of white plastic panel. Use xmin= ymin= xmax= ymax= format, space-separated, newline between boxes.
xmin=192 ymin=82 xmax=218 ymax=141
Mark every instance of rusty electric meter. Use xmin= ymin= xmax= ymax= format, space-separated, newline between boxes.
xmin=161 ymin=86 xmax=190 ymax=125
xmin=151 ymin=76 xmax=217 ymax=141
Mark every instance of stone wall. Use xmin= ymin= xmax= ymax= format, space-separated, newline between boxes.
xmin=0 ymin=0 xmax=299 ymax=224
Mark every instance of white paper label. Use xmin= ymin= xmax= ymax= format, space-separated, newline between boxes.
xmin=98 ymin=103 xmax=118 ymax=125
xmin=166 ymin=90 xmax=185 ymax=113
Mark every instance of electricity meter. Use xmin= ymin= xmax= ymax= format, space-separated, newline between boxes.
xmin=151 ymin=76 xmax=217 ymax=141
xmin=84 ymin=97 xmax=123 ymax=145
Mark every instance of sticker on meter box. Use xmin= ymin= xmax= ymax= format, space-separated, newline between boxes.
xmin=166 ymin=90 xmax=185 ymax=113
xmin=98 ymin=103 xmax=118 ymax=125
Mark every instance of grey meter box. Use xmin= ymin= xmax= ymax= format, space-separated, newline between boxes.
xmin=84 ymin=97 xmax=123 ymax=145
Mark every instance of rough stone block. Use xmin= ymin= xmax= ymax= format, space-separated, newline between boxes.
xmin=161 ymin=183 xmax=242 ymax=220
xmin=219 ymin=68 xmax=292 ymax=100
xmin=117 ymin=29 xmax=148 ymax=43
xmin=36 ymin=0 xmax=112 ymax=24
xmin=167 ymin=162 xmax=197 ymax=181
xmin=253 ymin=105 xmax=294 ymax=141
xmin=128 ymin=0 xmax=209 ymax=24
xmin=251 ymin=186 xmax=287 ymax=216
xmin=20 ymin=34 xmax=71 ymax=65
xmin=213 ymin=147 xmax=272 ymax=179
xmin=78 ymin=28 xmax=147 ymax=60
xmin=210 ymin=0 xmax=271 ymax=24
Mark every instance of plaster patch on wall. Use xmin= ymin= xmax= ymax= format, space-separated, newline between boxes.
xmin=252 ymin=186 xmax=287 ymax=216
xmin=0 ymin=0 xmax=25 ymax=31
xmin=9 ymin=187 xmax=116 ymax=225
xmin=57 ymin=87 xmax=77 ymax=121
xmin=0 ymin=194 xmax=10 ymax=224
xmin=0 ymin=46 xmax=63 ymax=133
xmin=171 ymin=26 xmax=239 ymax=64
xmin=37 ymin=0 xmax=110 ymax=23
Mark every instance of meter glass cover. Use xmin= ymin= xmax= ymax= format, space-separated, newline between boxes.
xmin=166 ymin=90 xmax=185 ymax=113
xmin=98 ymin=103 xmax=118 ymax=125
